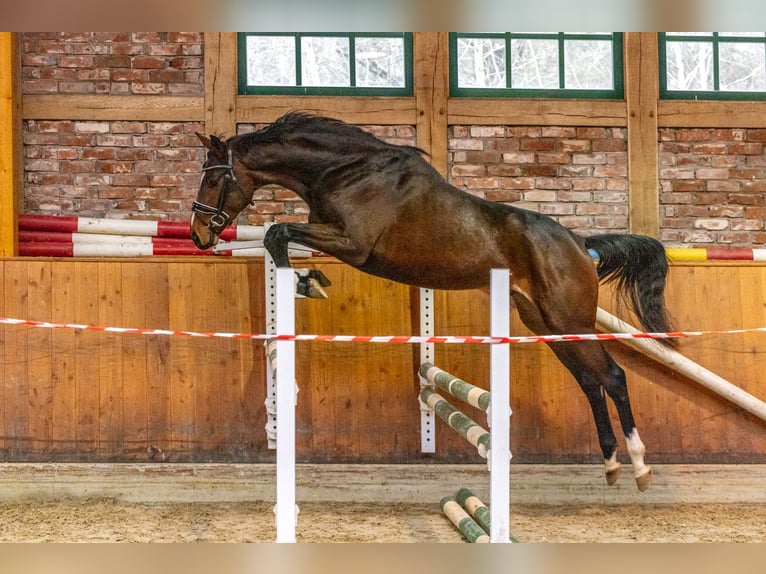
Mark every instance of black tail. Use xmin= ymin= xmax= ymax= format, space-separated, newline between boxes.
xmin=585 ymin=234 xmax=677 ymax=347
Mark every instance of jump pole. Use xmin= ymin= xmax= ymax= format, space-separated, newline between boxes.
xmin=596 ymin=307 xmax=766 ymax=423
xmin=274 ymin=266 xmax=297 ymax=543
xmin=488 ymin=268 xmax=511 ymax=543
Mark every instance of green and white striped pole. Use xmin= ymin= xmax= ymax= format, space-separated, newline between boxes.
xmin=440 ymin=496 xmax=490 ymax=543
xmin=420 ymin=387 xmax=490 ymax=458
xmin=419 ymin=362 xmax=491 ymax=414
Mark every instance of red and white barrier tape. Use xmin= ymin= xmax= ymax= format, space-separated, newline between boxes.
xmin=1 ymin=316 xmax=765 ymax=344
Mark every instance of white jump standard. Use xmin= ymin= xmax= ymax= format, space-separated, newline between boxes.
xmin=419 ymin=269 xmax=513 ymax=544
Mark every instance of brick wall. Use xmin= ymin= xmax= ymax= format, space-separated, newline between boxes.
xmin=660 ymin=128 xmax=766 ymax=246
xmin=24 ymin=120 xmax=204 ymax=220
xmin=21 ymin=33 xmax=205 ymax=221
xmin=449 ymin=125 xmax=629 ymax=235
xmin=22 ymin=32 xmax=203 ymax=96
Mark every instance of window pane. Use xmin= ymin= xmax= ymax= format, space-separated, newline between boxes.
xmin=301 ymin=36 xmax=350 ymax=87
xmin=720 ymin=42 xmax=766 ymax=91
xmin=355 ymin=37 xmax=405 ymax=88
xmin=456 ymin=37 xmax=506 ymax=88
xmin=665 ymin=41 xmax=714 ymax=91
xmin=246 ymin=36 xmax=295 ymax=86
xmin=510 ymin=39 xmax=558 ymax=89
xmin=565 ymin=40 xmax=613 ymax=89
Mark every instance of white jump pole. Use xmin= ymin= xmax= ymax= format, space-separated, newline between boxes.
xmin=488 ymin=269 xmax=511 ymax=543
xmin=275 ymin=267 xmax=297 ymax=543
xmin=596 ymin=307 xmax=766 ymax=423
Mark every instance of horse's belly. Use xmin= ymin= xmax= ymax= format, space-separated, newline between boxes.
xmin=361 ymin=258 xmax=494 ymax=291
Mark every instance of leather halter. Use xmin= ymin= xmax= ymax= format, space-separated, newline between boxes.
xmin=192 ymin=147 xmax=251 ymax=231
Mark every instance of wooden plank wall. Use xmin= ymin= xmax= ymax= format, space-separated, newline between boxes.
xmin=1 ymin=257 xmax=765 ymax=464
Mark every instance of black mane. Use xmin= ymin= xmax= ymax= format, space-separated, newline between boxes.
xmin=232 ymin=111 xmax=426 ymax=156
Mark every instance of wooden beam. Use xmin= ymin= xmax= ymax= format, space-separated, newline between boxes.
xmin=448 ymin=98 xmax=627 ymax=127
xmin=203 ymin=32 xmax=238 ymax=138
xmin=235 ymin=95 xmax=416 ymax=125
xmin=625 ymin=32 xmax=660 ymax=237
xmin=0 ymin=33 xmax=21 ymax=257
xmin=414 ymin=32 xmax=450 ymax=177
xmin=23 ymin=95 xmax=203 ymax=122
xmin=659 ymin=100 xmax=766 ymax=128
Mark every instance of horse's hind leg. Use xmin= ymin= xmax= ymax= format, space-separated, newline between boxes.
xmin=549 ymin=341 xmax=652 ymax=491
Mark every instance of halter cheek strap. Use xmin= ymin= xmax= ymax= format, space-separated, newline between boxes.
xmin=192 ymin=148 xmax=250 ymax=231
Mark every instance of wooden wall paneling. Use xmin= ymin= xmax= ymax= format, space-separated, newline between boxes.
xmin=625 ymin=32 xmax=660 ymax=237
xmin=240 ymin=261 xmax=266 ymax=460
xmin=294 ymin=263 xmax=421 ymax=462
xmin=191 ymin=261 xmax=234 ymax=457
xmin=142 ymin=261 xmax=172 ymax=460
xmin=49 ymin=261 xmax=78 ymax=457
xmin=167 ymin=262 xmax=197 ymax=459
xmin=187 ymin=261 xmax=219 ymax=457
xmin=211 ymin=262 xmax=250 ymax=457
xmin=120 ymin=262 xmax=150 ymax=458
xmin=204 ymin=32 xmax=238 ymax=138
xmin=414 ymin=32 xmax=449 ymax=177
xmin=0 ymin=261 xmax=5 ymax=451
xmin=97 ymin=262 xmax=124 ymax=457
xmin=26 ymin=260 xmax=52 ymax=454
xmin=3 ymin=260 xmax=28 ymax=456
xmin=0 ymin=33 xmax=21 ymax=257
xmin=73 ymin=261 xmax=100 ymax=456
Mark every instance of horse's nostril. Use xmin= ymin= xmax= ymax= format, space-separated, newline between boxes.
xmin=191 ymin=231 xmax=205 ymax=250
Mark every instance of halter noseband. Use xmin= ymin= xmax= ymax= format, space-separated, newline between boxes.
xmin=192 ymin=147 xmax=251 ymax=231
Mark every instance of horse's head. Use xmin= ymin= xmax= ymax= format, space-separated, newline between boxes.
xmin=191 ymin=133 xmax=254 ymax=250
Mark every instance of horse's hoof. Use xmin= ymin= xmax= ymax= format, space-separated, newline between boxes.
xmin=295 ymin=274 xmax=329 ymax=299
xmin=635 ymin=467 xmax=652 ymax=492
xmin=309 ymin=269 xmax=332 ymax=288
xmin=306 ymin=277 xmax=329 ymax=299
xmin=605 ymin=463 xmax=621 ymax=486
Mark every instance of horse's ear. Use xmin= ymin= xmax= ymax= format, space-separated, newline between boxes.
xmin=196 ymin=132 xmax=213 ymax=150
xmin=210 ymin=135 xmax=227 ymax=153
xmin=196 ymin=133 xmax=228 ymax=155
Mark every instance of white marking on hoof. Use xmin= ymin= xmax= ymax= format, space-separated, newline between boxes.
xmin=626 ymin=428 xmax=651 ymax=491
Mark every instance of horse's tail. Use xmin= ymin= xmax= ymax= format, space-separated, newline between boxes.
xmin=584 ymin=233 xmax=677 ymax=347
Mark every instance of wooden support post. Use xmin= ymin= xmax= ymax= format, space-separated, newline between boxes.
xmin=0 ymin=32 xmax=21 ymax=257
xmin=414 ymin=32 xmax=449 ymax=178
xmin=625 ymin=32 xmax=660 ymax=237
xmin=204 ymin=32 xmax=238 ymax=139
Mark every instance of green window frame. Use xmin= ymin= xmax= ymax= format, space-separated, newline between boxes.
xmin=238 ymin=32 xmax=413 ymax=96
xmin=449 ymin=32 xmax=624 ymax=99
xmin=660 ymin=32 xmax=766 ymax=100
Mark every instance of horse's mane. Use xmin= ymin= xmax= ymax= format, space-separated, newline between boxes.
xmin=234 ymin=111 xmax=427 ymax=156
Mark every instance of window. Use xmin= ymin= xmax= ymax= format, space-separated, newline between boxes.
xmin=660 ymin=32 xmax=766 ymax=100
xmin=450 ymin=33 xmax=623 ymax=98
xmin=238 ymin=33 xmax=413 ymax=96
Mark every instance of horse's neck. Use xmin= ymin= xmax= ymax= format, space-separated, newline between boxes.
xmin=264 ymin=147 xmax=337 ymax=189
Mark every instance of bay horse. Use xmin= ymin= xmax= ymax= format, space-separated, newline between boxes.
xmin=191 ymin=111 xmax=675 ymax=491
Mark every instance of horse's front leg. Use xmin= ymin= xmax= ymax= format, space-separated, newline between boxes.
xmin=265 ymin=222 xmax=371 ymax=299
xmin=263 ymin=224 xmax=293 ymax=267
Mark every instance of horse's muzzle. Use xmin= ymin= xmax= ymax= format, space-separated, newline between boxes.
xmin=191 ymin=226 xmax=219 ymax=250
xmin=191 ymin=230 xmax=210 ymax=250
